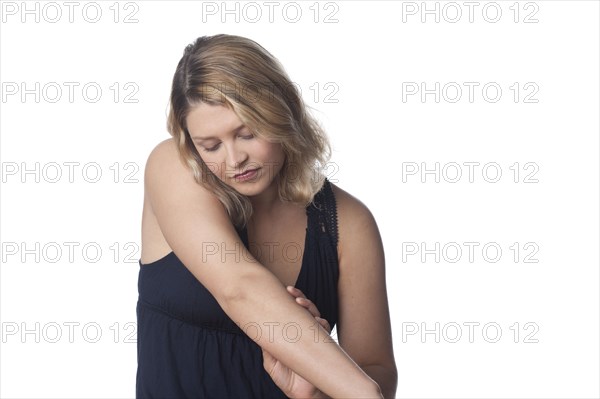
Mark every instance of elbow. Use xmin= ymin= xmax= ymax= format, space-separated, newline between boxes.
xmin=360 ymin=363 xmax=398 ymax=399
xmin=221 ymin=277 xmax=248 ymax=305
xmin=219 ymin=266 xmax=265 ymax=308
xmin=219 ymin=265 xmax=287 ymax=321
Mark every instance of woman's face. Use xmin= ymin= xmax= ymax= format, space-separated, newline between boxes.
xmin=185 ymin=102 xmax=286 ymax=196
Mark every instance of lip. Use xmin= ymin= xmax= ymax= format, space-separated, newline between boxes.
xmin=233 ymin=168 xmax=259 ymax=180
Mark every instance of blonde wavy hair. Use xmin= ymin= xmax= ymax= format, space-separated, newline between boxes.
xmin=166 ymin=34 xmax=332 ymax=230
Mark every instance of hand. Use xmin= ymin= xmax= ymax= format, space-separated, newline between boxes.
xmin=262 ymin=286 xmax=331 ymax=399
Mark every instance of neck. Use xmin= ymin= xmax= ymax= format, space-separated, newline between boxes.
xmin=248 ymin=174 xmax=284 ymax=219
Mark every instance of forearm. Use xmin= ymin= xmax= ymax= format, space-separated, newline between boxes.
xmin=222 ymin=267 xmax=382 ymax=398
xmin=360 ymin=364 xmax=398 ymax=399
xmin=311 ymin=389 xmax=330 ymax=398
xmin=310 ymin=365 xmax=396 ymax=399
xmin=309 ymin=364 xmax=395 ymax=399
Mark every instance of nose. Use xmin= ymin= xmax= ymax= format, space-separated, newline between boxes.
xmin=225 ymin=142 xmax=248 ymax=173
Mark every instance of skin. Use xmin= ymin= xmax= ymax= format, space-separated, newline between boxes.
xmin=266 ymin=286 xmax=332 ymax=398
xmin=185 ymin=101 xmax=287 ymax=218
xmin=187 ymin=102 xmax=327 ymax=396
xmin=142 ymin=102 xmax=396 ymax=397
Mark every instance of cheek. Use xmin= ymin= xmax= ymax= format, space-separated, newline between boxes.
xmin=260 ymin=143 xmax=285 ymax=162
xmin=264 ymin=148 xmax=286 ymax=178
xmin=197 ymin=154 xmax=226 ymax=179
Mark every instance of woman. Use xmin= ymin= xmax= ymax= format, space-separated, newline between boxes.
xmin=136 ymin=34 xmax=397 ymax=398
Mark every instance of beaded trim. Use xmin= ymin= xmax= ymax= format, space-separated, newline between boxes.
xmin=309 ymin=178 xmax=339 ymax=247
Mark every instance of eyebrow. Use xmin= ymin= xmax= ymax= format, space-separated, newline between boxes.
xmin=191 ymin=123 xmax=246 ymax=141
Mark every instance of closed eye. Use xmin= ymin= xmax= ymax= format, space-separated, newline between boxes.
xmin=201 ymin=134 xmax=254 ymax=153
xmin=203 ymin=144 xmax=220 ymax=153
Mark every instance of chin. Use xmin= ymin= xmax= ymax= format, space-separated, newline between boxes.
xmin=227 ymin=179 xmax=264 ymax=194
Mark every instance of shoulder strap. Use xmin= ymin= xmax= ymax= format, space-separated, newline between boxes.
xmin=308 ymin=178 xmax=339 ymax=247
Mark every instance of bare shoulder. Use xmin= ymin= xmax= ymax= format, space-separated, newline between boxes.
xmin=328 ymin=181 xmax=380 ymax=263
xmin=328 ymin=181 xmax=377 ymax=228
xmin=145 ymin=137 xmax=183 ymax=176
xmin=144 ymin=137 xmax=217 ymax=202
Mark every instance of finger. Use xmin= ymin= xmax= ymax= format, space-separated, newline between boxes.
xmin=295 ymin=297 xmax=320 ymax=318
xmin=264 ymin=353 xmax=273 ymax=362
xmin=286 ymin=287 xmax=322 ymax=319
xmin=286 ymin=286 xmax=307 ymax=299
xmin=262 ymin=350 xmax=277 ymax=376
xmin=262 ymin=349 xmax=274 ymax=365
xmin=316 ymin=317 xmax=331 ymax=334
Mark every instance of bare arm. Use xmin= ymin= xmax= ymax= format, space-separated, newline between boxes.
xmin=361 ymin=365 xmax=398 ymax=399
xmin=331 ymin=183 xmax=398 ymax=399
xmin=224 ymin=261 xmax=382 ymax=398
xmin=145 ymin=139 xmax=382 ymax=398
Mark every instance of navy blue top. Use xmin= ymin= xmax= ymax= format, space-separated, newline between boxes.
xmin=136 ymin=178 xmax=339 ymax=398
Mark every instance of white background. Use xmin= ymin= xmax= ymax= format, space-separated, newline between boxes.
xmin=1 ymin=1 xmax=598 ymax=398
